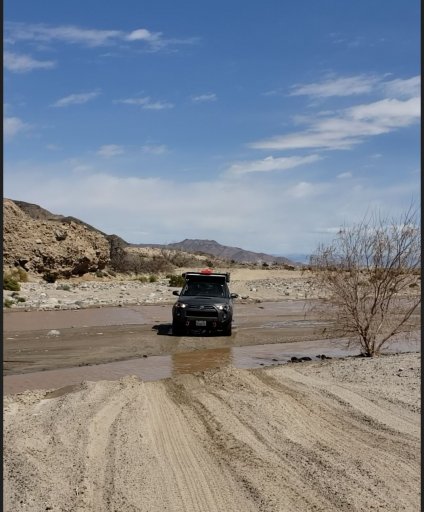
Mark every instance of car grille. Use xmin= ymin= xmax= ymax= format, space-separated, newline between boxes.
xmin=186 ymin=305 xmax=218 ymax=318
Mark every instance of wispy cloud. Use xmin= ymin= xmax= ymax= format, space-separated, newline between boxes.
xmin=191 ymin=93 xmax=217 ymax=103
xmin=51 ymin=91 xmax=100 ymax=107
xmin=97 ymin=144 xmax=125 ymax=158
xmin=290 ymin=74 xmax=380 ymax=97
xmin=382 ymin=76 xmax=421 ymax=99
xmin=5 ymin=22 xmax=122 ymax=47
xmin=227 ymin=154 xmax=322 ymax=175
xmin=250 ymin=96 xmax=420 ymax=151
xmin=4 ymin=117 xmax=30 ymax=139
xmin=5 ymin=21 xmax=197 ymax=52
xmin=4 ymin=51 xmax=56 ymax=73
xmin=141 ymin=144 xmax=168 ymax=155
xmin=116 ymin=96 xmax=174 ymax=110
xmin=337 ymin=172 xmax=352 ymax=179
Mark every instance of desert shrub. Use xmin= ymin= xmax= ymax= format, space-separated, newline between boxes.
xmin=96 ymin=270 xmax=105 ymax=278
xmin=310 ymin=206 xmax=420 ymax=357
xmin=14 ymin=267 xmax=28 ymax=282
xmin=3 ymin=274 xmax=20 ymax=291
xmin=107 ymin=270 xmax=117 ymax=277
xmin=136 ymin=276 xmax=148 ymax=283
xmin=168 ymin=274 xmax=185 ymax=287
xmin=57 ymin=284 xmax=71 ymax=291
xmin=17 ymin=297 xmax=26 ymax=303
xmin=149 ymin=275 xmax=158 ymax=283
xmin=43 ymin=273 xmax=57 ymax=283
xmin=205 ymin=260 xmax=215 ymax=268
xmin=4 ymin=299 xmax=14 ymax=308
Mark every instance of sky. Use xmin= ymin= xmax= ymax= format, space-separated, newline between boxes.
xmin=4 ymin=0 xmax=420 ymax=257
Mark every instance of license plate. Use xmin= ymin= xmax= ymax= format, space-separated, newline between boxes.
xmin=195 ymin=320 xmax=207 ymax=326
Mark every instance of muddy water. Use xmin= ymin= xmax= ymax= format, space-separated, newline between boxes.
xmin=4 ymin=336 xmax=419 ymax=395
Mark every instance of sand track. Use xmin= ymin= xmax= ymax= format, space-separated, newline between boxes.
xmin=3 ymin=354 xmax=420 ymax=512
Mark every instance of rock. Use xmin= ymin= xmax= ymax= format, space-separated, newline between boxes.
xmin=300 ymin=357 xmax=312 ymax=361
xmin=3 ymin=199 xmax=110 ymax=278
xmin=47 ymin=330 xmax=60 ymax=336
xmin=290 ymin=356 xmax=299 ymax=363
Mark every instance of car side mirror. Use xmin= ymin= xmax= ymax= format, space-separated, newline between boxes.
xmin=172 ymin=290 xmax=180 ymax=296
xmin=230 ymin=293 xmax=238 ymax=299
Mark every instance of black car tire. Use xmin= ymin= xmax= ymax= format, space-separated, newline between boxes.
xmin=172 ymin=322 xmax=185 ymax=336
xmin=222 ymin=323 xmax=232 ymax=336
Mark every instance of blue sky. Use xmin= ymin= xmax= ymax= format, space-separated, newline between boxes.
xmin=4 ymin=0 xmax=420 ymax=256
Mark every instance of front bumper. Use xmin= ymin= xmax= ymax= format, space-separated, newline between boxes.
xmin=173 ymin=304 xmax=232 ymax=330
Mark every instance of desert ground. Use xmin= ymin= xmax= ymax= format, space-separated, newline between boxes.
xmin=3 ymin=269 xmax=421 ymax=511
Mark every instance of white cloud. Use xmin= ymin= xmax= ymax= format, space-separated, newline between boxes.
xmin=337 ymin=172 xmax=352 ymax=179
xmin=227 ymin=154 xmax=322 ymax=175
xmin=4 ymin=160 xmax=418 ymax=254
xmin=250 ymin=96 xmax=420 ymax=151
xmin=4 ymin=52 xmax=56 ymax=73
xmin=191 ymin=93 xmax=217 ymax=103
xmin=382 ymin=76 xmax=421 ymax=98
xmin=117 ymin=96 xmax=174 ymax=110
xmin=5 ymin=22 xmax=197 ymax=52
xmin=5 ymin=22 xmax=123 ymax=47
xmin=347 ymin=97 xmax=420 ymax=126
xmin=125 ymin=28 xmax=162 ymax=43
xmin=289 ymin=74 xmax=421 ymax=100
xmin=4 ymin=117 xmax=29 ymax=139
xmin=51 ymin=91 xmax=100 ymax=107
xmin=290 ymin=75 xmax=380 ymax=97
xmin=141 ymin=144 xmax=168 ymax=155
xmin=97 ymin=145 xmax=125 ymax=158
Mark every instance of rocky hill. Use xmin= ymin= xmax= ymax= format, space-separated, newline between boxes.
xmin=3 ymin=199 xmax=110 ymax=278
xmin=4 ymin=199 xmax=298 ymax=279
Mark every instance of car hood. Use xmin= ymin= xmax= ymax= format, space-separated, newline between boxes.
xmin=176 ymin=296 xmax=230 ymax=306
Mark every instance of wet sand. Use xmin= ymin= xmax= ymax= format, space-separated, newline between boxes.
xmin=4 ymin=299 xmax=420 ymax=394
xmin=3 ymin=300 xmax=327 ymax=376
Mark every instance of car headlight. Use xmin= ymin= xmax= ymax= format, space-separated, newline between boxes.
xmin=217 ymin=305 xmax=229 ymax=311
xmin=175 ymin=303 xmax=187 ymax=308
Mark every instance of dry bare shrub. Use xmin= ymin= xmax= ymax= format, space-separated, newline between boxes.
xmin=309 ymin=207 xmax=421 ymax=356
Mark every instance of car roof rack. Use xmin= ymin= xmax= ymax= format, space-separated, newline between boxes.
xmin=182 ymin=270 xmax=230 ymax=282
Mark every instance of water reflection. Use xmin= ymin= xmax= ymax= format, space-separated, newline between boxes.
xmin=172 ymin=348 xmax=231 ymax=376
xmin=4 ymin=336 xmax=420 ymax=395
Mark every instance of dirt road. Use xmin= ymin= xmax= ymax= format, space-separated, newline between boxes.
xmin=4 ymin=353 xmax=420 ymax=512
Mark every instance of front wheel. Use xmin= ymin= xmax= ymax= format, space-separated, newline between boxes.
xmin=172 ymin=322 xmax=185 ymax=336
xmin=222 ymin=323 xmax=232 ymax=336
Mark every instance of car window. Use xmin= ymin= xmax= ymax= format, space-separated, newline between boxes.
xmin=182 ymin=282 xmax=227 ymax=297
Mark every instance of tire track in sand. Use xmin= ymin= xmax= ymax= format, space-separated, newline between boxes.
xmin=76 ymin=391 xmax=127 ymax=512
xmin=144 ymin=381 xmax=255 ymax=512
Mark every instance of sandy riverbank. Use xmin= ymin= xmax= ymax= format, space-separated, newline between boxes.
xmin=3 ymin=352 xmax=420 ymax=512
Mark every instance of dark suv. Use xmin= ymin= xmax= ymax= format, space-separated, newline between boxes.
xmin=172 ymin=270 xmax=238 ymax=336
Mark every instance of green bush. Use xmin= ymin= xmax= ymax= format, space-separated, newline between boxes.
xmin=96 ymin=270 xmax=105 ymax=278
xmin=3 ymin=274 xmax=20 ymax=291
xmin=149 ymin=275 xmax=158 ymax=283
xmin=4 ymin=299 xmax=14 ymax=308
xmin=17 ymin=297 xmax=26 ymax=303
xmin=168 ymin=274 xmax=185 ymax=287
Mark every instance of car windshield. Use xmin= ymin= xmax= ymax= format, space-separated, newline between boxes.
xmin=181 ymin=281 xmax=227 ymax=297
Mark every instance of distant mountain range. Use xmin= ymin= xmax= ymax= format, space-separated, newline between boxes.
xmin=11 ymin=200 xmax=299 ymax=266
xmin=135 ymin=239 xmax=298 ymax=266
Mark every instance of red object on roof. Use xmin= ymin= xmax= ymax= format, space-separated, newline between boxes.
xmin=200 ymin=268 xmax=213 ymax=274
